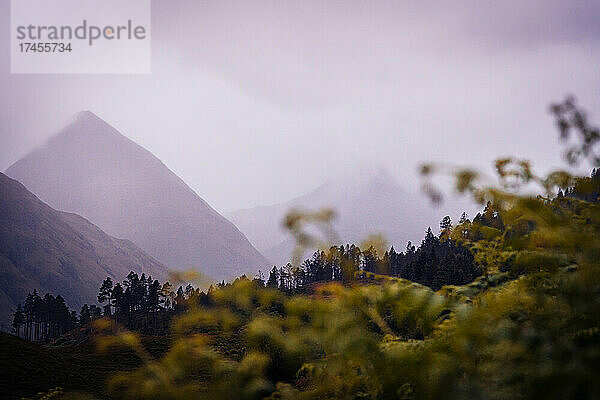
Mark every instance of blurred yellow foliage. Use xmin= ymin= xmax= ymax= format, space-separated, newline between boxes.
xmin=82 ymin=97 xmax=600 ymax=399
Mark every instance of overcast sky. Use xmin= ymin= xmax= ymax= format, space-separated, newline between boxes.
xmin=1 ymin=0 xmax=600 ymax=212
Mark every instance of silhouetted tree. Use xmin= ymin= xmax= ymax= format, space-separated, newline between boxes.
xmin=266 ymin=267 xmax=279 ymax=288
xmin=440 ymin=216 xmax=452 ymax=238
xmin=98 ymin=277 xmax=113 ymax=315
xmin=12 ymin=303 xmax=25 ymax=337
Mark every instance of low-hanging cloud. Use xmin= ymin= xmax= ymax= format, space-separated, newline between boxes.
xmin=1 ymin=0 xmax=599 ymax=212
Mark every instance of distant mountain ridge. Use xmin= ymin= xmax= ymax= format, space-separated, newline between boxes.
xmin=6 ymin=111 xmax=268 ymax=281
xmin=0 ymin=172 xmax=167 ymax=328
xmin=229 ymin=167 xmax=473 ymax=266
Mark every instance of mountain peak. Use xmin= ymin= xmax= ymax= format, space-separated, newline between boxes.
xmin=353 ymin=165 xmax=395 ymax=183
xmin=37 ymin=110 xmax=126 ymax=149
xmin=74 ymin=110 xmax=98 ymax=119
xmin=6 ymin=113 xmax=269 ymax=281
xmin=325 ymin=166 xmax=401 ymax=194
xmin=68 ymin=110 xmax=112 ymax=130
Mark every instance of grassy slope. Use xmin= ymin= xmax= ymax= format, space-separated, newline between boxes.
xmin=0 ymin=271 xmax=516 ymax=400
xmin=0 ymin=332 xmax=171 ymax=400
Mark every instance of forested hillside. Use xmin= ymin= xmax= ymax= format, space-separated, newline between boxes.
xmin=87 ymin=97 xmax=600 ymax=400
xmin=6 ymin=97 xmax=600 ymax=400
xmin=0 ymin=173 xmax=166 ymax=330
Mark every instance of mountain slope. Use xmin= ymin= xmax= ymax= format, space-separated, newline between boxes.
xmin=229 ymin=167 xmax=474 ymax=265
xmin=0 ymin=172 xmax=167 ymax=328
xmin=6 ymin=111 xmax=268 ymax=281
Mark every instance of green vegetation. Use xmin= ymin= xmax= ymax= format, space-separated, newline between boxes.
xmin=6 ymin=97 xmax=600 ymax=399
xmin=13 ymin=219 xmax=481 ymax=343
xmin=90 ymin=97 xmax=600 ymax=399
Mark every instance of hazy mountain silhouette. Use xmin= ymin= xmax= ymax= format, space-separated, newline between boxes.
xmin=0 ymin=172 xmax=167 ymax=327
xmin=229 ymin=167 xmax=474 ymax=265
xmin=6 ymin=111 xmax=268 ymax=281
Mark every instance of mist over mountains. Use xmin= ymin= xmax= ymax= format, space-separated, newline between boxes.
xmin=6 ymin=111 xmax=268 ymax=281
xmin=228 ymin=167 xmax=475 ymax=266
xmin=0 ymin=172 xmax=167 ymax=327
xmin=3 ymin=110 xmax=476 ymax=305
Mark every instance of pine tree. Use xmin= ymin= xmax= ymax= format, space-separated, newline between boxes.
xmin=440 ymin=215 xmax=453 ymax=232
xmin=112 ymin=283 xmax=126 ymax=315
xmin=363 ymin=247 xmax=379 ymax=273
xmin=184 ymin=284 xmax=194 ymax=299
xmin=79 ymin=304 xmax=91 ymax=326
xmin=12 ymin=303 xmax=25 ymax=338
xmin=161 ymin=282 xmax=174 ymax=310
xmin=266 ymin=267 xmax=279 ymax=288
xmin=98 ymin=277 xmax=114 ymax=315
xmin=440 ymin=216 xmax=453 ymax=240
xmin=175 ymin=286 xmax=186 ymax=312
